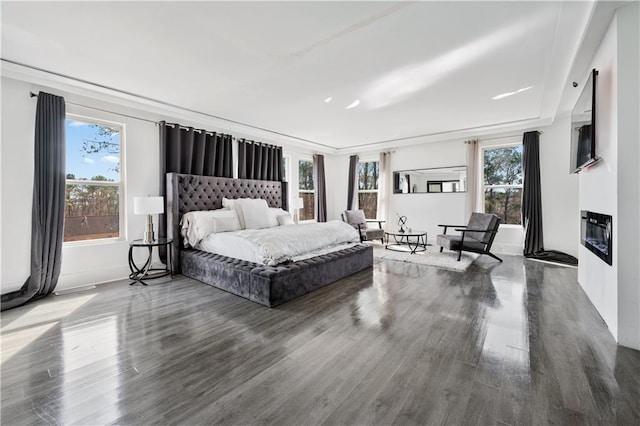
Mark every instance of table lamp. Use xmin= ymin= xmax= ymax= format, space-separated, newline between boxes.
xmin=133 ymin=196 xmax=164 ymax=243
xmin=291 ymin=197 xmax=304 ymax=223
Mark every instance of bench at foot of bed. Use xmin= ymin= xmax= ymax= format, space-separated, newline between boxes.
xmin=180 ymin=244 xmax=373 ymax=307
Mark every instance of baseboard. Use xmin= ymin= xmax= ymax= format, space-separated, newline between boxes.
xmin=492 ymin=243 xmax=522 ymax=256
xmin=56 ymin=264 xmax=130 ymax=291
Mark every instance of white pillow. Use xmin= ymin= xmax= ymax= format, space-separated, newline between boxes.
xmin=181 ymin=209 xmax=238 ymax=247
xmin=277 ymin=214 xmax=295 ymax=226
xmin=222 ymin=197 xmax=238 ymax=209
xmin=234 ymin=198 xmax=278 ymax=229
xmin=212 ymin=215 xmax=241 ymax=233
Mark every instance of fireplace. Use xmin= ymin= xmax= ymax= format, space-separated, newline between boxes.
xmin=581 ymin=210 xmax=612 ymax=265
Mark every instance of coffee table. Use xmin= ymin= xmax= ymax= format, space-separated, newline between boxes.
xmin=384 ymin=229 xmax=427 ymax=254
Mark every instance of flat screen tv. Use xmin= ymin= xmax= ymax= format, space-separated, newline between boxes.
xmin=570 ymin=68 xmax=599 ymax=173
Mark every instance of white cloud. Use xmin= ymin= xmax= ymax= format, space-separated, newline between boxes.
xmin=68 ymin=120 xmax=88 ymax=127
xmin=101 ymin=155 xmax=119 ymax=164
xmin=82 ymin=157 xmax=95 ymax=164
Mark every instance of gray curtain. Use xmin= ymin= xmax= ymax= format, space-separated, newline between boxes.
xmin=1 ymin=92 xmax=66 ymax=311
xmin=522 ymin=131 xmax=544 ymax=256
xmin=158 ymin=121 xmax=233 ymax=258
xmin=237 ymin=139 xmax=283 ymax=181
xmin=314 ymin=154 xmax=327 ymax=222
xmin=347 ymin=155 xmax=359 ymax=210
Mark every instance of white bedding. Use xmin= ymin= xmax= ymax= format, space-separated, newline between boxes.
xmin=196 ymin=220 xmax=361 ymax=266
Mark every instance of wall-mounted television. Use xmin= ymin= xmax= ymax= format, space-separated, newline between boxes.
xmin=570 ymin=68 xmax=599 ymax=173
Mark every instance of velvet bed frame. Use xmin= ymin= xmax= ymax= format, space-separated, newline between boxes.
xmin=165 ymin=173 xmax=373 ymax=307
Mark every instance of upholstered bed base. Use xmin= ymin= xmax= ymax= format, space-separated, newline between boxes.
xmin=181 ymin=244 xmax=373 ymax=307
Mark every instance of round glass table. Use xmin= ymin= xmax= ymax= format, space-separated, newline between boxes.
xmin=384 ymin=229 xmax=427 ymax=254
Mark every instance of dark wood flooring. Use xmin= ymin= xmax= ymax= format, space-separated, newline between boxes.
xmin=2 ymin=255 xmax=639 ymax=425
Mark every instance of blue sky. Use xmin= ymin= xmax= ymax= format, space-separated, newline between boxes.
xmin=66 ymin=119 xmax=120 ymax=181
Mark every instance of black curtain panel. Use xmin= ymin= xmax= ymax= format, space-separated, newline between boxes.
xmin=314 ymin=154 xmax=328 ymax=222
xmin=347 ymin=155 xmax=359 ymax=210
xmin=158 ymin=121 xmax=233 ymax=258
xmin=2 ymin=92 xmax=66 ymax=311
xmin=237 ymin=139 xmax=283 ymax=181
xmin=522 ymin=131 xmax=544 ymax=256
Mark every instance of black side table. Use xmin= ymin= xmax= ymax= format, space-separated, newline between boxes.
xmin=128 ymin=238 xmax=173 ymax=285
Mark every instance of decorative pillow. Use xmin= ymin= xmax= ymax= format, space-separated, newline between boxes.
xmin=277 ymin=213 xmax=295 ymax=226
xmin=222 ymin=197 xmax=239 ymax=210
xmin=234 ymin=198 xmax=277 ymax=229
xmin=212 ymin=215 xmax=242 ymax=233
xmin=181 ymin=209 xmax=238 ymax=247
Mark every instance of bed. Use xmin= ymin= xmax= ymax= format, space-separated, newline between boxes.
xmin=166 ymin=173 xmax=373 ymax=307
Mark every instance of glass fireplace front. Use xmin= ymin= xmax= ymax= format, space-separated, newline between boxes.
xmin=580 ymin=210 xmax=613 ymax=265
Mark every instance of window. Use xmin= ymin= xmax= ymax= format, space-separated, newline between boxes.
xmin=483 ymin=144 xmax=523 ymax=225
xmin=358 ymin=160 xmax=379 ymax=219
xmin=282 ymin=155 xmax=290 ymax=182
xmin=65 ymin=116 xmax=123 ymax=242
xmin=298 ymin=159 xmax=314 ymax=221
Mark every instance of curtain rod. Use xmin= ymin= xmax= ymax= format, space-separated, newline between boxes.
xmin=464 ymin=131 xmax=543 ymax=144
xmin=30 ymin=92 xmax=237 ymax=139
xmin=160 ymin=121 xmax=234 ymax=139
xmin=30 ymin=91 xmax=158 ymax=125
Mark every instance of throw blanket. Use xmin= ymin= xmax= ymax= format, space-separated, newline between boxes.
xmin=197 ymin=220 xmax=360 ymax=266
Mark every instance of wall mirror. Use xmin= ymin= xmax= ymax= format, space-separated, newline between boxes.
xmin=393 ymin=166 xmax=467 ymax=194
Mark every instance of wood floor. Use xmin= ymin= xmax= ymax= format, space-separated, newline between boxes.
xmin=2 ymin=255 xmax=639 ymax=425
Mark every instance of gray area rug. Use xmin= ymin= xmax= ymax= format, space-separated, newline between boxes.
xmin=373 ymin=245 xmax=477 ymax=272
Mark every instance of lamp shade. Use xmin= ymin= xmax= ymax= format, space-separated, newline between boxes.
xmin=291 ymin=197 xmax=304 ymax=209
xmin=133 ymin=196 xmax=164 ymax=215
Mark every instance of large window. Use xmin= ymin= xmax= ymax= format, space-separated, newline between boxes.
xmin=483 ymin=144 xmax=522 ymax=225
xmin=65 ymin=116 xmax=123 ymax=242
xmin=298 ymin=159 xmax=315 ymax=221
xmin=358 ymin=160 xmax=379 ymax=219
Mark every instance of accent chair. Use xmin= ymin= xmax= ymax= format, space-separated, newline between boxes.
xmin=342 ymin=209 xmax=385 ymax=244
xmin=437 ymin=213 xmax=502 ymax=261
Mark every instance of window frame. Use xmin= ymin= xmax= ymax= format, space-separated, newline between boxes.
xmin=64 ymin=114 xmax=126 ymax=245
xmin=297 ymin=158 xmax=315 ymax=222
xmin=357 ymin=159 xmax=380 ymax=219
xmin=481 ymin=142 xmax=523 ymax=227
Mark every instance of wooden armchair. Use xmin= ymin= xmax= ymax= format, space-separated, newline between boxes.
xmin=342 ymin=210 xmax=385 ymax=244
xmin=437 ymin=213 xmax=502 ymax=262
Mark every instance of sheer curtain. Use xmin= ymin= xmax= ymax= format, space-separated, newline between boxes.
xmin=2 ymin=92 xmax=66 ymax=311
xmin=314 ymin=154 xmax=327 ymax=222
xmin=347 ymin=155 xmax=359 ymax=210
xmin=465 ymin=139 xmax=481 ymax=221
xmin=377 ymin=151 xmax=391 ymax=222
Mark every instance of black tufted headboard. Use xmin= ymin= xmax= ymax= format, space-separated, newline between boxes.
xmin=166 ymin=172 xmax=288 ymax=273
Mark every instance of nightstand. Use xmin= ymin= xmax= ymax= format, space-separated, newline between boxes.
xmin=128 ymin=238 xmax=173 ymax=285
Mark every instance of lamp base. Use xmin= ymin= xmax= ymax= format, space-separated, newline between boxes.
xmin=143 ymin=215 xmax=155 ymax=243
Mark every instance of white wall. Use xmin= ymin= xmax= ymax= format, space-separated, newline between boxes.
xmin=0 ymin=75 xmax=318 ymax=293
xmin=575 ymin=2 xmax=640 ymax=350
xmin=615 ymin=2 xmax=640 ymax=349
xmin=577 ymin=13 xmax=619 ymax=340
xmin=539 ymin=115 xmax=579 ymax=256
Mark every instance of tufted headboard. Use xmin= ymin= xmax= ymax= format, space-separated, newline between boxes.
xmin=166 ymin=172 xmax=288 ymax=273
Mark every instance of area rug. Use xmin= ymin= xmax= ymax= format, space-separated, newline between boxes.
xmin=373 ymin=245 xmax=478 ymax=272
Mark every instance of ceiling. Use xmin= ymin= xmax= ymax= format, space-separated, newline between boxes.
xmin=2 ymin=1 xmax=603 ymax=151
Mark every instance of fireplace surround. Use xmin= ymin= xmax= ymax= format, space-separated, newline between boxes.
xmin=580 ymin=210 xmax=613 ymax=265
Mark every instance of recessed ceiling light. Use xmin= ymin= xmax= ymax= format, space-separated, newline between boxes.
xmin=346 ymin=99 xmax=360 ymax=109
xmin=492 ymin=86 xmax=533 ymax=100
xmin=324 ymin=97 xmax=333 ymax=103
